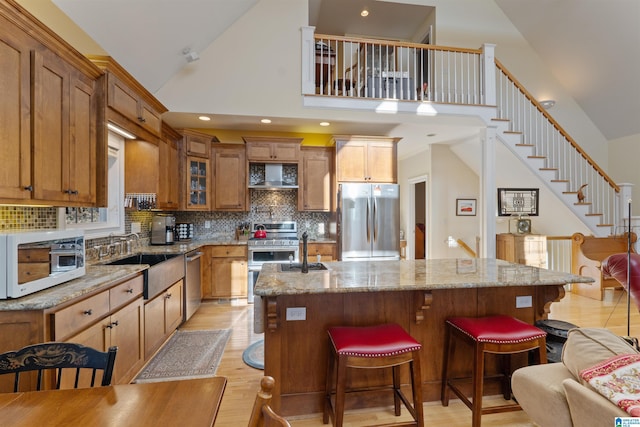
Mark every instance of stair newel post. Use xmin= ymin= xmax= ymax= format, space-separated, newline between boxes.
xmin=481 ymin=43 xmax=496 ymax=106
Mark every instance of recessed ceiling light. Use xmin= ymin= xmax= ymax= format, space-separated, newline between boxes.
xmin=361 ymin=9 xmax=369 ymax=17
xmin=198 ymin=116 xmax=211 ymax=121
xmin=320 ymin=122 xmax=330 ymax=127
xmin=261 ymin=119 xmax=272 ymax=124
xmin=539 ymin=99 xmax=556 ymax=109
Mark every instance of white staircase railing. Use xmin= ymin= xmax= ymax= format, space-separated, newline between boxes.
xmin=494 ymin=60 xmax=619 ymax=234
xmin=302 ymin=30 xmax=621 ymax=234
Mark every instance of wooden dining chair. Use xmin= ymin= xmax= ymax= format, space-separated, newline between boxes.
xmin=248 ymin=376 xmax=291 ymax=427
xmin=0 ymin=342 xmax=117 ymax=392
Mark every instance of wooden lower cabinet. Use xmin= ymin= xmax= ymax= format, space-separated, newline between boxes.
xmin=496 ymin=233 xmax=547 ymax=268
xmin=301 ymin=242 xmax=336 ymax=263
xmin=202 ymin=246 xmax=248 ymax=299
xmin=66 ymin=296 xmax=144 ymax=386
xmin=144 ymin=279 xmax=184 ymax=359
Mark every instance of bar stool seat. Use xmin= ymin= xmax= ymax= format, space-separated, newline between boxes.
xmin=441 ymin=315 xmax=547 ymax=427
xmin=323 ymin=323 xmax=424 ymax=427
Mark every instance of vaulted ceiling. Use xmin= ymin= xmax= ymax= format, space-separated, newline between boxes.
xmin=16 ymin=0 xmax=640 ymax=143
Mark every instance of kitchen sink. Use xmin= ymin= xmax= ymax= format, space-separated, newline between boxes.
xmin=104 ymin=253 xmax=184 ymax=299
xmin=105 ymin=253 xmax=180 ymax=266
xmin=278 ymin=262 xmax=328 ymax=272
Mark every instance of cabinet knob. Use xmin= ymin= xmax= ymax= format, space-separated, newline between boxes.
xmin=23 ymin=185 xmax=33 ymax=192
xmin=83 ymin=309 xmax=93 ymax=316
xmin=165 ymin=293 xmax=172 ymax=299
xmin=126 ymin=288 xmax=134 ymax=294
xmin=138 ymin=116 xmax=146 ymax=123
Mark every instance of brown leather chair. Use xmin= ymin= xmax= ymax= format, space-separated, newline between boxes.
xmin=248 ymin=376 xmax=291 ymax=427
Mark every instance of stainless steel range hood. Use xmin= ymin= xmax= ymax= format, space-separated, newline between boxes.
xmin=248 ymin=163 xmax=298 ymax=189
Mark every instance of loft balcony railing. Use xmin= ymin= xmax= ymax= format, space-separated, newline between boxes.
xmin=307 ymin=34 xmax=485 ymax=104
xmin=301 ymin=30 xmax=621 ymax=235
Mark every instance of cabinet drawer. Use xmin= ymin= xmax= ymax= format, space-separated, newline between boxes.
xmin=53 ymin=291 xmax=110 ymax=340
xmin=18 ymin=248 xmax=50 ymax=263
xmin=110 ymin=275 xmax=144 ymax=310
xmin=307 ymin=244 xmax=335 ymax=256
xmin=17 ymin=263 xmax=50 ymax=284
xmin=210 ymin=246 xmax=246 ymax=258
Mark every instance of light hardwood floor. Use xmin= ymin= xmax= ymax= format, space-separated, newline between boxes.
xmin=180 ymin=287 xmax=640 ymax=426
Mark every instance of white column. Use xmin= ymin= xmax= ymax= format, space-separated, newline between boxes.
xmin=482 ymin=43 xmax=496 ymax=106
xmin=481 ymin=126 xmax=497 ymax=258
xmin=301 ymin=26 xmax=316 ymax=95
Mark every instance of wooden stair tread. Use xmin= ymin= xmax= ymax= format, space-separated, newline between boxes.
xmin=491 ymin=118 xmax=510 ymax=122
xmin=539 ymin=167 xmax=557 ymax=171
xmin=504 ymin=131 xmax=522 ymax=135
xmin=551 ymin=179 xmax=569 ymax=183
xmin=585 ymin=213 xmax=603 ymax=216
xmin=516 ymin=143 xmax=534 ymax=147
xmin=597 ymin=224 xmax=614 ymax=227
xmin=575 ymin=202 xmax=592 ymax=206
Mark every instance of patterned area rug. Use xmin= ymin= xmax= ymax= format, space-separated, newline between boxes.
xmin=135 ymin=329 xmax=231 ymax=383
xmin=242 ymin=339 xmax=264 ymax=370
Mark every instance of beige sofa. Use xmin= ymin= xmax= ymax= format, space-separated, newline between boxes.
xmin=512 ymin=328 xmax=636 ymax=427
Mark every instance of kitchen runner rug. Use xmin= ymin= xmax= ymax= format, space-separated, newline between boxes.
xmin=242 ymin=339 xmax=264 ymax=370
xmin=135 ymin=329 xmax=231 ymax=383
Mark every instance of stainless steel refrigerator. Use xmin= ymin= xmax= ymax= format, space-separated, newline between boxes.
xmin=338 ymin=183 xmax=400 ymax=261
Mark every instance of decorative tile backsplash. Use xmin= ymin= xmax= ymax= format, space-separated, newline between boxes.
xmin=174 ymin=190 xmax=333 ymax=240
xmin=0 ymin=188 xmax=333 ymax=245
xmin=0 ymin=206 xmax=58 ymax=230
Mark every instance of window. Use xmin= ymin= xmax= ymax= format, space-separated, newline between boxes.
xmin=58 ymin=131 xmax=125 ymax=237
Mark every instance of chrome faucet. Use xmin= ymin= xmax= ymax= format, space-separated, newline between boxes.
xmin=301 ymin=231 xmax=309 ymax=274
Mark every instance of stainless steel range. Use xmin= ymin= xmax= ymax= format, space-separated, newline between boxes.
xmin=247 ymin=221 xmax=299 ymax=304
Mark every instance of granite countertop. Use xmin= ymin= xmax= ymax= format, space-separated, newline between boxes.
xmin=0 ymin=265 xmax=146 ymax=311
xmin=253 ymin=258 xmax=594 ymax=297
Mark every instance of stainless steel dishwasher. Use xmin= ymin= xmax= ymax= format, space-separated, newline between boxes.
xmin=184 ymin=250 xmax=203 ymax=321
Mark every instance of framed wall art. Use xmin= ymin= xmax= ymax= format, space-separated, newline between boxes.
xmin=456 ymin=199 xmax=477 ymax=216
xmin=497 ymin=188 xmax=539 ymax=216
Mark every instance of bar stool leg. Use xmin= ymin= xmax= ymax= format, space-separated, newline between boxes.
xmin=472 ymin=344 xmax=485 ymax=427
xmin=334 ymin=355 xmax=347 ymax=427
xmin=441 ymin=326 xmax=453 ymax=406
xmin=323 ymin=347 xmax=334 ymax=424
xmin=392 ymin=365 xmax=401 ymax=416
xmin=411 ymin=352 xmax=425 ymax=427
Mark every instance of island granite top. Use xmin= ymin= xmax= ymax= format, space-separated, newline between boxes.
xmin=253 ymin=258 xmax=594 ymax=297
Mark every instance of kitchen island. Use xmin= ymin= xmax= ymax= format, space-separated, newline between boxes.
xmin=254 ymin=258 xmax=593 ymax=416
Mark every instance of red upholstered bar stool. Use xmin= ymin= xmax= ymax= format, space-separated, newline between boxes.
xmin=441 ymin=315 xmax=547 ymax=427
xmin=323 ymin=323 xmax=424 ymax=427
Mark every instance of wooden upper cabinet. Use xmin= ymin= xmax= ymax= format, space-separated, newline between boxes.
xmin=243 ymin=136 xmax=302 ymax=163
xmin=0 ymin=17 xmax=32 ymax=201
xmin=299 ymin=146 xmax=333 ymax=212
xmin=158 ymin=123 xmax=180 ymax=210
xmin=184 ymin=130 xmax=213 ymax=158
xmin=0 ymin=7 xmax=103 ymax=206
xmin=333 ymin=135 xmax=400 ymax=183
xmin=32 ymin=50 xmax=99 ymax=205
xmin=212 ymin=144 xmax=246 ymax=211
xmin=89 ymin=55 xmax=167 ymax=139
xmin=124 ymin=140 xmax=159 ymax=195
xmin=106 ymin=73 xmax=162 ymax=136
xmin=179 ymin=129 xmax=216 ymax=211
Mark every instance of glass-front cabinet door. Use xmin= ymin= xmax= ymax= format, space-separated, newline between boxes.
xmin=186 ymin=156 xmax=210 ymax=210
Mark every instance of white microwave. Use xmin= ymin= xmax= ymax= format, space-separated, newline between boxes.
xmin=0 ymin=230 xmax=86 ymax=299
